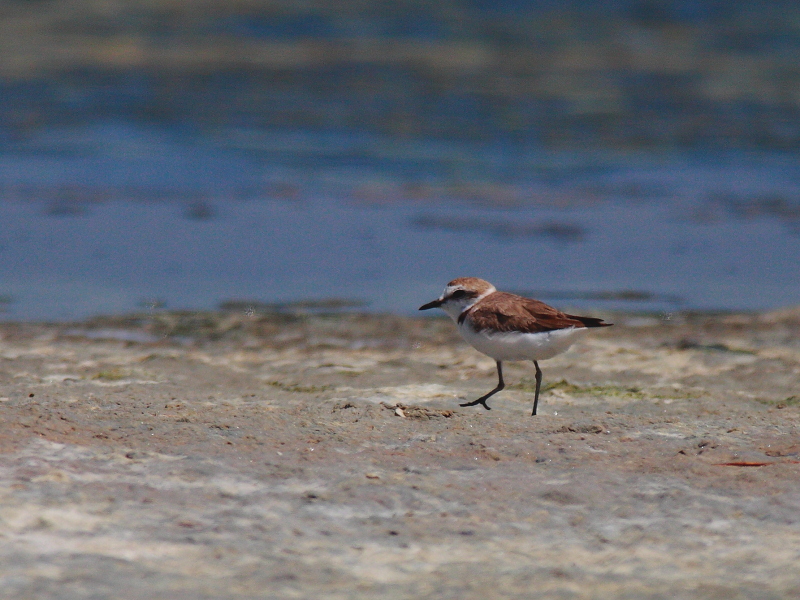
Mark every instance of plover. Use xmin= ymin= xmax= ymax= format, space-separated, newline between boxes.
xmin=419 ymin=277 xmax=611 ymax=415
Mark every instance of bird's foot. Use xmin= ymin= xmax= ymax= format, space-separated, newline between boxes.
xmin=459 ymin=398 xmax=491 ymax=410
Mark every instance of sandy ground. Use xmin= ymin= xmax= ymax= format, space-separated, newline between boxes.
xmin=1 ymin=309 xmax=799 ymax=599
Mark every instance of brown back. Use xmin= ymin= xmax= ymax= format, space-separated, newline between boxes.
xmin=461 ymin=292 xmax=612 ymax=333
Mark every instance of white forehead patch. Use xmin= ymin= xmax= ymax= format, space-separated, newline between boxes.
xmin=443 ymin=283 xmax=495 ymax=302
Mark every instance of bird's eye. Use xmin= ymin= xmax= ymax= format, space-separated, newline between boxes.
xmin=450 ymin=290 xmax=467 ymax=299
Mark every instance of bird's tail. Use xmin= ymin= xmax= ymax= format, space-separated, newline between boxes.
xmin=569 ymin=315 xmax=613 ymax=328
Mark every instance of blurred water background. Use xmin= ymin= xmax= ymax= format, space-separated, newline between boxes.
xmin=1 ymin=0 xmax=799 ymax=320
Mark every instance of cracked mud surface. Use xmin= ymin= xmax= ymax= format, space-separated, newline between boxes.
xmin=1 ymin=310 xmax=799 ymax=599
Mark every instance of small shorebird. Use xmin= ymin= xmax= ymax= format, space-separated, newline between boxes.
xmin=419 ymin=277 xmax=611 ymax=415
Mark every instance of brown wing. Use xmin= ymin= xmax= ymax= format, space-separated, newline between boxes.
xmin=463 ymin=292 xmax=601 ymax=333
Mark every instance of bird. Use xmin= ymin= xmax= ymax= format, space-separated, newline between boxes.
xmin=419 ymin=277 xmax=611 ymax=415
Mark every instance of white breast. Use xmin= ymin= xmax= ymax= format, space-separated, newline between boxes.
xmin=458 ymin=323 xmax=586 ymax=361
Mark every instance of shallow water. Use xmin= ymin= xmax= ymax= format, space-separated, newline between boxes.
xmin=1 ymin=121 xmax=799 ymax=320
xmin=3 ymin=1 xmax=800 ymax=320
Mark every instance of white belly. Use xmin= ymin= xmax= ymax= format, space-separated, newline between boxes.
xmin=459 ymin=324 xmax=586 ymax=361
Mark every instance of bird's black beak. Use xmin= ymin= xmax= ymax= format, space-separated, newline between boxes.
xmin=419 ymin=298 xmax=444 ymax=311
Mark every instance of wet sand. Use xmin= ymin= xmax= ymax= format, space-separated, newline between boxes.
xmin=1 ymin=309 xmax=799 ymax=599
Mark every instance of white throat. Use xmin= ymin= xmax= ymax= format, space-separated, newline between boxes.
xmin=441 ymin=286 xmax=496 ymax=323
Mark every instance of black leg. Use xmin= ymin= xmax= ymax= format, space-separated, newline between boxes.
xmin=531 ymin=360 xmax=542 ymax=416
xmin=460 ymin=361 xmax=504 ymax=410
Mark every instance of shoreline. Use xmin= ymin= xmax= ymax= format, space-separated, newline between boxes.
xmin=1 ymin=309 xmax=799 ymax=597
